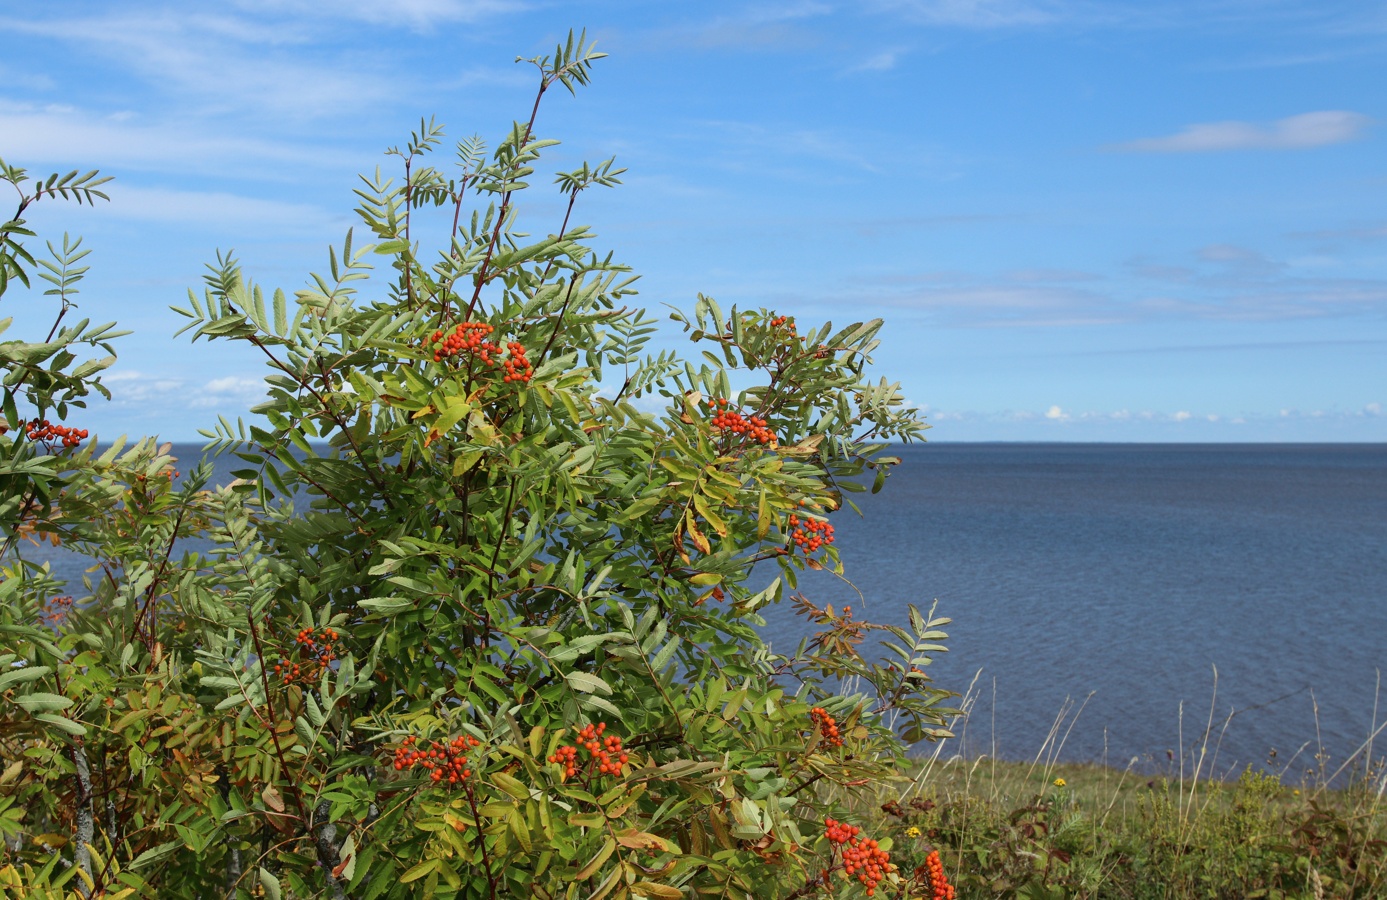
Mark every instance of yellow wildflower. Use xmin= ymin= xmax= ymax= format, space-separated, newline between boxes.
xmin=904 ymin=826 xmax=921 ymax=839
xmin=1053 ymin=778 xmax=1066 ymax=788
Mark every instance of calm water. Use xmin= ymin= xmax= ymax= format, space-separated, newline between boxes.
xmin=21 ymin=443 xmax=1387 ymax=780
xmin=762 ymin=443 xmax=1387 ymax=781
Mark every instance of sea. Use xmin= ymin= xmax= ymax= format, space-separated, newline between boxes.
xmin=17 ymin=442 xmax=1387 ymax=783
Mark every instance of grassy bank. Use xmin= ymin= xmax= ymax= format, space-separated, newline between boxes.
xmin=843 ymin=753 xmax=1386 ymax=899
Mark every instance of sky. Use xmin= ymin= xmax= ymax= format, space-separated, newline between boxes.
xmin=2 ymin=0 xmax=1385 ymax=442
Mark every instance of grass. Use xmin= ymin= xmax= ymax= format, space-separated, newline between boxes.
xmin=844 ymin=672 xmax=1387 ymax=898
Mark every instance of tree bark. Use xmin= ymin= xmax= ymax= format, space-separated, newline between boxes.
xmin=70 ymin=742 xmax=94 ymax=898
xmin=312 ymin=800 xmax=347 ymax=900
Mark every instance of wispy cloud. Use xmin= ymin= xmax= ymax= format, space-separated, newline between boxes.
xmin=679 ymin=119 xmax=886 ymax=176
xmin=0 ymin=12 xmax=400 ymax=119
xmin=88 ymin=185 xmax=339 ymax=231
xmin=872 ymin=0 xmax=1068 ymax=28
xmin=1291 ymin=222 xmax=1387 ymax=243
xmin=847 ymin=48 xmax=907 ymax=72
xmin=652 ymin=2 xmax=831 ymax=51
xmin=0 ymin=101 xmax=358 ymax=176
xmin=228 ymin=0 xmax=519 ymax=31
xmin=810 ymin=241 xmax=1387 ymax=327
xmin=104 ymin=371 xmax=267 ymax=410
xmin=1111 ymin=110 xmax=1372 ymax=153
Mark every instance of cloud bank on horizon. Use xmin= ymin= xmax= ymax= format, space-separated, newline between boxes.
xmin=0 ymin=0 xmax=1383 ymax=442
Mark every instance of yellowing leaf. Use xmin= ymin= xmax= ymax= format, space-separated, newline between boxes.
xmin=261 ymin=784 xmax=285 ymax=812
xmin=684 ymin=512 xmax=710 ymax=555
xmin=615 ymin=830 xmax=678 ymax=853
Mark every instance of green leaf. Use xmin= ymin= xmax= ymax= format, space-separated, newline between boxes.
xmin=359 ymin=596 xmax=413 ymax=615
xmin=258 ymin=867 xmax=283 ymax=900
xmin=13 ymin=692 xmax=73 ymax=712
xmin=400 ymin=858 xmax=439 ymax=884
xmin=574 ymin=836 xmax=616 ymax=880
xmin=34 ymin=713 xmax=86 ymax=736
xmin=565 ymin=672 xmax=612 ymax=695
xmin=0 ymin=665 xmax=52 ymax=691
xmin=491 ymin=771 xmax=530 ymax=800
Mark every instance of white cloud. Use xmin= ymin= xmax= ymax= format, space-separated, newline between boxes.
xmin=849 ymin=49 xmax=905 ymax=72
xmin=0 ymin=13 xmax=392 ymax=117
xmin=229 ymin=0 xmax=519 ymax=30
xmin=1292 ymin=222 xmax=1387 ymax=243
xmin=683 ymin=119 xmax=887 ymax=175
xmin=874 ymin=0 xmax=1064 ymax=27
xmin=656 ymin=2 xmax=832 ymax=51
xmin=203 ymin=376 xmax=264 ymax=395
xmin=1044 ymin=405 xmax=1067 ymax=420
xmin=99 ymin=371 xmax=269 ymax=410
xmin=0 ymin=101 xmax=358 ymax=176
xmin=89 ymin=185 xmax=337 ymax=231
xmin=1112 ymin=111 xmax=1371 ymax=153
xmin=844 ymin=254 xmax=1387 ymax=326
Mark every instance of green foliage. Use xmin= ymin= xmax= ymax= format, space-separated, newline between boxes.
xmin=1 ymin=31 xmax=960 ymax=900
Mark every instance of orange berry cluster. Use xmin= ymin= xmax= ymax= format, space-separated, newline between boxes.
xmin=39 ymin=595 xmax=74 ymax=628
xmin=825 ymin=818 xmax=894 ymax=896
xmin=548 ymin=744 xmax=580 ymax=778
xmin=706 ymin=398 xmax=776 ymax=447
xmin=809 ymin=707 xmax=844 ymax=748
xmin=923 ymin=850 xmax=955 ymax=900
xmin=769 ymin=315 xmax=797 ymax=334
xmin=787 ymin=513 xmax=834 ymax=555
xmin=547 ymin=722 xmax=629 ymax=779
xmin=392 ymin=733 xmax=482 ymax=786
xmin=296 ymin=626 xmax=342 ymax=663
xmin=426 ymin=322 xmax=533 ymax=383
xmin=22 ymin=419 xmax=88 ymax=448
xmin=500 ymin=341 xmax=532 ymax=384
xmin=272 ymin=626 xmax=344 ymax=684
xmin=135 ymin=468 xmax=179 ymax=486
xmin=429 ymin=321 xmax=496 ymax=363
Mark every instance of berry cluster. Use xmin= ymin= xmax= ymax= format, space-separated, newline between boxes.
xmin=272 ymin=626 xmax=345 ymax=684
xmin=392 ymin=734 xmax=483 ymax=787
xmin=825 ymin=818 xmax=894 ymax=896
xmin=296 ymin=627 xmax=342 ymax=663
xmin=547 ymin=722 xmax=629 ymax=779
xmin=500 ymin=341 xmax=533 ymax=384
xmin=426 ymin=322 xmax=533 ymax=384
xmin=548 ymin=744 xmax=580 ymax=778
xmin=135 ymin=467 xmax=179 ymax=486
xmin=429 ymin=321 xmax=496 ymax=363
xmin=769 ymin=315 xmax=797 ymax=334
xmin=923 ymin=850 xmax=955 ymax=900
xmin=39 ymin=595 xmax=74 ymax=628
xmin=706 ymin=398 xmax=776 ymax=447
xmin=22 ymin=419 xmax=88 ymax=448
xmin=808 ymin=707 xmax=844 ymax=748
xmin=787 ymin=513 xmax=834 ymax=555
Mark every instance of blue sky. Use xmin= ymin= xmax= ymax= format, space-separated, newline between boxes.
xmin=2 ymin=0 xmax=1384 ymax=441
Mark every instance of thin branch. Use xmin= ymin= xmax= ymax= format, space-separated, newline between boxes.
xmin=247 ymin=610 xmax=308 ymax=821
